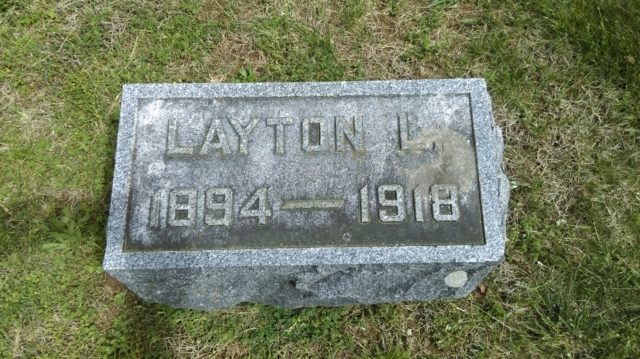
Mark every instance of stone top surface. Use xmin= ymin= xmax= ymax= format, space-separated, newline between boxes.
xmin=104 ymin=80 xmax=508 ymax=270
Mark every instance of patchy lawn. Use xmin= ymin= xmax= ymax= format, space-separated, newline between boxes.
xmin=1 ymin=0 xmax=638 ymax=357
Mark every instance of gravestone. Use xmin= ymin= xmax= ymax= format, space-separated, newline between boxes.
xmin=103 ymin=79 xmax=509 ymax=309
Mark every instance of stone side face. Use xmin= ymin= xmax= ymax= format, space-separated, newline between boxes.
xmin=109 ymin=261 xmax=501 ymax=309
xmin=104 ymin=79 xmax=509 ymax=309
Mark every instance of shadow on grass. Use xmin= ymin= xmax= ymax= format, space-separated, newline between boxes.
xmin=111 ymin=299 xmax=177 ymax=357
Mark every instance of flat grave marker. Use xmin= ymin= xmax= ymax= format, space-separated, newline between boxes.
xmin=104 ymin=79 xmax=509 ymax=309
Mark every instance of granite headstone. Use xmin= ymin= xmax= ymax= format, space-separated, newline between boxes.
xmin=103 ymin=79 xmax=509 ymax=309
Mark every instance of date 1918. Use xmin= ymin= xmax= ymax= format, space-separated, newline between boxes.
xmin=148 ymin=184 xmax=460 ymax=228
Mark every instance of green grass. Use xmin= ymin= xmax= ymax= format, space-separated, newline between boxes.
xmin=1 ymin=0 xmax=639 ymax=357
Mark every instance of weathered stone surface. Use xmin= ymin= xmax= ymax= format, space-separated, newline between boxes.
xmin=103 ymin=79 xmax=509 ymax=309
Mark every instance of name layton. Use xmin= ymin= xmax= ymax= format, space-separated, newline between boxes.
xmin=166 ymin=113 xmax=427 ymax=156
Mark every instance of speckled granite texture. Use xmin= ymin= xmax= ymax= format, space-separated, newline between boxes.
xmin=103 ymin=79 xmax=509 ymax=309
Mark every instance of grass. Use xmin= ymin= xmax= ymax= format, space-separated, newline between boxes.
xmin=1 ymin=0 xmax=639 ymax=357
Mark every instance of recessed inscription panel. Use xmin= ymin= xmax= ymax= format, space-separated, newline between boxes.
xmin=125 ymin=94 xmax=484 ymax=251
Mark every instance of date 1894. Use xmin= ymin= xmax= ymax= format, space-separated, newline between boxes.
xmin=147 ymin=184 xmax=460 ymax=229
